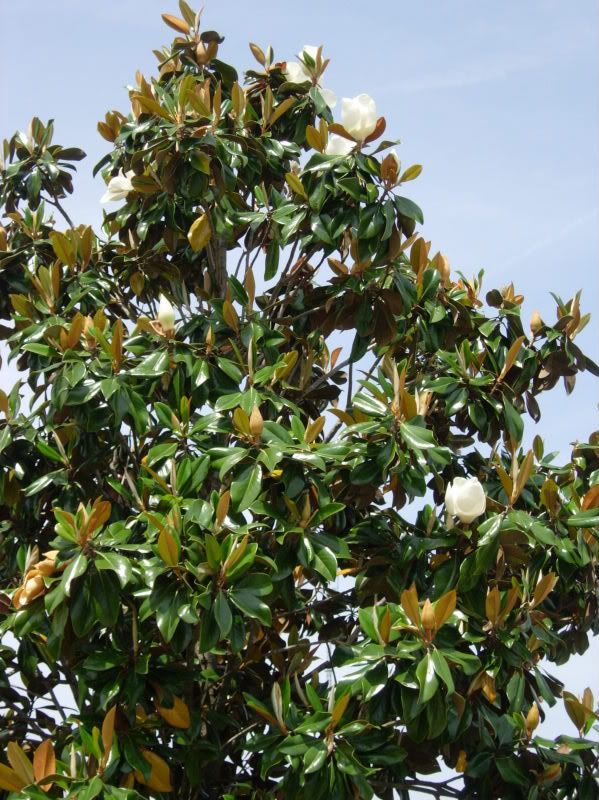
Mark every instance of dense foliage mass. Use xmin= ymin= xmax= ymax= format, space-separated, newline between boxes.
xmin=1 ymin=5 xmax=598 ymax=799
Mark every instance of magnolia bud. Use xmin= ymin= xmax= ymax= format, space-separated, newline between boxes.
xmin=249 ymin=405 xmax=264 ymax=438
xmin=530 ymin=310 xmax=543 ymax=337
xmin=421 ymin=599 xmax=436 ymax=633
xmin=158 ymin=294 xmax=175 ymax=334
xmin=20 ymin=573 xmax=44 ymax=606
xmin=381 ymin=150 xmax=400 ymax=185
xmin=445 ymin=477 xmax=486 ymax=524
xmin=433 ymin=252 xmax=451 ymax=286
xmin=526 ymin=702 xmax=540 ymax=734
xmin=205 ymin=325 xmax=214 ymax=352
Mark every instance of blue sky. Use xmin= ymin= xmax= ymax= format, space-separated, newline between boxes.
xmin=1 ymin=0 xmax=598 ymax=750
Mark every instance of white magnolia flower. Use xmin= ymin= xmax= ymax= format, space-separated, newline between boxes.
xmin=341 ymin=94 xmax=377 ymax=142
xmin=284 ymin=45 xmax=336 ymax=108
xmin=158 ymin=294 xmax=176 ymax=333
xmin=325 ymin=133 xmax=355 ymax=157
xmin=101 ymin=170 xmax=135 ymax=203
xmin=445 ymin=477 xmax=486 ymax=524
xmin=284 ymin=60 xmax=310 ymax=85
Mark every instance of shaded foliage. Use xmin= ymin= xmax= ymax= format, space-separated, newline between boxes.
xmin=0 ymin=5 xmax=598 ymax=799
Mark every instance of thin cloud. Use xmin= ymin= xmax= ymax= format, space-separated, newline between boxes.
xmin=502 ymin=208 xmax=598 ymax=267
xmin=384 ymin=51 xmax=547 ymax=94
xmin=379 ymin=26 xmax=590 ymax=96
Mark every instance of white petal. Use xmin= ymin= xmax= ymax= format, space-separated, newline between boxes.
xmin=459 ymin=479 xmax=486 ymax=518
xmin=285 ymin=61 xmax=310 ymax=84
xmin=319 ymin=86 xmax=337 ymax=108
xmin=341 ymin=93 xmax=377 ymax=142
xmin=341 ymin=97 xmax=361 ymax=139
xmin=158 ymin=294 xmax=175 ymax=331
xmin=445 ymin=482 xmax=457 ymax=517
xmin=324 ymin=134 xmax=354 ymax=157
xmin=101 ymin=171 xmax=134 ymax=204
xmin=455 ymin=507 xmax=478 ymax=525
xmin=101 ymin=188 xmax=127 ymax=203
xmin=451 ymin=477 xmax=486 ymax=524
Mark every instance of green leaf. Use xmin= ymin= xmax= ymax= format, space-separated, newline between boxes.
xmin=218 ymin=449 xmax=247 ymax=480
xmin=147 ymin=441 xmax=178 ymax=467
xmin=24 ymin=469 xmax=67 ymax=496
xmin=129 ymin=350 xmax=170 ymax=378
xmin=431 ymin=649 xmax=454 ymax=694
xmin=236 ymin=573 xmax=272 ymax=596
xmin=150 ymin=582 xmax=182 ymax=642
xmin=416 ymin=652 xmax=439 ymax=704
xmin=205 ymin=533 xmax=222 ymax=570
xmin=400 ymin=421 xmax=437 ymax=450
xmin=310 ymin=503 xmax=345 ymax=526
xmin=310 ymin=215 xmax=334 ymax=245
xmin=303 ymin=745 xmax=327 ymax=774
xmin=566 ymin=509 xmax=599 ymax=528
xmin=79 ymin=776 xmax=104 ymax=800
xmin=230 ymin=589 xmax=271 ymax=626
xmin=36 ymin=440 xmax=65 ymax=463
xmin=22 ymin=343 xmax=54 ymax=356
xmin=63 ymin=553 xmax=88 ymax=597
xmin=214 ymin=392 xmax=243 ymax=411
xmin=92 ymin=570 xmax=120 ymax=627
xmin=394 ymin=195 xmax=424 ymax=224
xmin=503 ymin=398 xmax=524 ymax=443
xmin=0 ymin=426 xmax=11 ymax=454
xmin=443 ymin=649 xmax=481 ymax=675
xmin=231 ymin=463 xmax=262 ymax=512
xmin=95 ymin=553 xmax=133 ymax=588
xmin=214 ymin=591 xmax=233 ymax=636
xmin=506 ymin=671 xmax=525 ymax=713
xmin=337 ymin=177 xmax=362 ymax=201
xmin=352 ymin=392 xmax=387 ymax=416
xmin=312 ymin=546 xmax=337 ymax=581
xmin=496 ymin=756 xmax=529 ymax=786
xmin=265 ymin=240 xmax=280 ymax=281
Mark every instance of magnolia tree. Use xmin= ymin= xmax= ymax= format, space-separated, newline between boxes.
xmin=1 ymin=6 xmax=598 ymax=799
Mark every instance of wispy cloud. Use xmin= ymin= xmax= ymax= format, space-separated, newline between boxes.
xmin=379 ymin=22 xmax=590 ymax=96
xmin=502 ymin=208 xmax=599 ymax=267
xmin=383 ymin=51 xmax=550 ymax=94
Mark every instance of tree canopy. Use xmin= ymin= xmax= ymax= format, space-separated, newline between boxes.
xmin=0 ymin=5 xmax=598 ymax=799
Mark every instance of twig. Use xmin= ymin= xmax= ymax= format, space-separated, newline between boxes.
xmin=303 ymin=357 xmax=354 ymax=397
xmin=45 ymin=197 xmax=75 ymax=228
xmin=222 ymin=722 xmax=258 ymax=750
xmin=49 ymin=688 xmax=68 ymax=721
xmin=346 ymin=361 xmax=354 ymax=410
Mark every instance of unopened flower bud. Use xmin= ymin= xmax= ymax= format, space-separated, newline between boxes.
xmin=158 ymin=294 xmax=175 ymax=334
xmin=445 ymin=477 xmax=486 ymax=524
xmin=526 ymin=702 xmax=540 ymax=734
xmin=530 ymin=310 xmax=543 ymax=337
xmin=421 ymin=599 xmax=435 ymax=632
